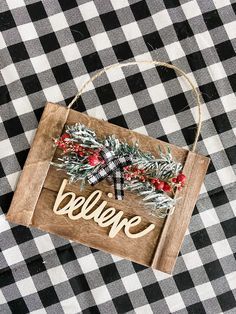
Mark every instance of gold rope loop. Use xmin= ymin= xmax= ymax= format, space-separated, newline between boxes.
xmin=67 ymin=61 xmax=202 ymax=152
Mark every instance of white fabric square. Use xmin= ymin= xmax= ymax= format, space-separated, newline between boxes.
xmin=30 ymin=309 xmax=47 ymax=314
xmin=224 ymin=21 xmax=236 ymax=40
xmin=0 ymin=32 xmax=6 ymax=49
xmin=182 ymin=251 xmax=202 ymax=270
xmin=18 ymin=23 xmax=38 ymax=41
xmin=226 ymin=272 xmax=236 ymax=290
xmin=62 ymin=43 xmax=81 ymax=62
xmin=135 ymin=304 xmax=153 ymax=314
xmin=213 ymin=239 xmax=232 ymax=259
xmin=178 ymin=72 xmax=197 ymax=92
xmin=43 ymin=85 xmax=64 ymax=103
xmin=200 ymin=208 xmax=219 ymax=228
xmin=6 ymin=172 xmax=20 ymax=190
xmin=196 ymin=282 xmax=215 ymax=301
xmin=153 ymin=9 xmax=172 ymax=30
xmin=0 ymin=139 xmax=15 ymax=159
xmin=165 ymin=42 xmax=185 ymax=60
xmin=31 ymin=54 xmax=50 ymax=73
xmin=48 ymin=265 xmax=68 ymax=285
xmin=78 ymin=254 xmax=98 ymax=273
xmin=111 ymin=0 xmax=129 ymax=10
xmin=91 ymin=286 xmax=111 ymax=305
xmin=182 ymin=1 xmax=201 ymax=19
xmin=106 ymin=67 xmax=124 ymax=82
xmin=204 ymin=135 xmax=224 ymax=154
xmin=34 ymin=234 xmax=54 ymax=254
xmin=122 ymin=273 xmax=142 ymax=292
xmin=2 ymin=64 xmax=19 ymax=85
xmin=0 ymin=289 xmax=6 ymax=305
xmin=217 ymin=166 xmax=236 ymax=186
xmin=134 ymin=126 xmax=148 ymax=136
xmin=79 ymin=1 xmax=99 ymax=20
xmin=92 ymin=32 xmax=112 ymax=51
xmin=214 ymin=0 xmax=230 ymax=9
xmin=165 ymin=293 xmax=185 ymax=312
xmin=221 ymin=93 xmax=236 ymax=113
xmin=208 ymin=62 xmax=227 ymax=81
xmin=122 ymin=22 xmax=142 ymax=40
xmin=16 ymin=277 xmax=37 ymax=297
xmin=25 ymin=129 xmax=37 ymax=146
xmin=87 ymin=106 xmax=107 ymax=120
xmin=61 ymin=296 xmax=81 ymax=314
xmin=161 ymin=115 xmax=180 ymax=134
xmin=135 ymin=52 xmax=154 ymax=71
xmin=13 ymin=96 xmax=33 ymax=116
xmin=148 ymin=84 xmax=167 ymax=103
xmin=0 ymin=214 xmax=11 ymax=232
xmin=195 ymin=31 xmax=214 ymax=50
xmin=6 ymin=0 xmax=25 ymax=9
xmin=74 ymin=74 xmax=94 ymax=92
xmin=3 ymin=246 xmax=24 ymax=266
xmin=49 ymin=12 xmax=68 ymax=32
xmin=118 ymin=95 xmax=137 ymax=114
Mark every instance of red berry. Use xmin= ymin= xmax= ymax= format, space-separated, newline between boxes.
xmin=177 ymin=173 xmax=186 ymax=184
xmin=61 ymin=133 xmax=70 ymax=141
xmin=88 ymin=155 xmax=100 ymax=166
xmin=150 ymin=179 xmax=156 ymax=184
xmin=172 ymin=177 xmax=177 ymax=183
xmin=163 ymin=182 xmax=171 ymax=192
xmin=155 ymin=181 xmax=164 ymax=190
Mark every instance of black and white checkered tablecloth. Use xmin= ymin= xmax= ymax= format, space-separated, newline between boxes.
xmin=0 ymin=0 xmax=236 ymax=313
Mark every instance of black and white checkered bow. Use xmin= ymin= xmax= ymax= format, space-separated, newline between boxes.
xmin=87 ymin=148 xmax=132 ymax=200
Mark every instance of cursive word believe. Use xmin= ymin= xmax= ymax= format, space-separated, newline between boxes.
xmin=53 ymin=179 xmax=155 ymax=238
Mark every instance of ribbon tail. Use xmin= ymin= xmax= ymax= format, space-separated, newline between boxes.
xmin=113 ymin=168 xmax=124 ymax=200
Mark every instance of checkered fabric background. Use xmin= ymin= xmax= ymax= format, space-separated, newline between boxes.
xmin=0 ymin=0 xmax=236 ymax=313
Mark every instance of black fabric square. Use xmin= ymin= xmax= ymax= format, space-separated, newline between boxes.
xmin=113 ymin=42 xmax=133 ymax=61
xmin=69 ymin=274 xmax=90 ymax=295
xmin=187 ymin=51 xmax=206 ymax=71
xmin=126 ymin=73 xmax=146 ymax=94
xmin=82 ymin=52 xmax=103 ymax=73
xmin=225 ymin=146 xmax=236 ymax=165
xmin=216 ymin=41 xmax=236 ymax=61
xmin=109 ymin=115 xmax=128 ymax=128
xmin=164 ymin=0 xmax=180 ymax=8
xmin=26 ymin=255 xmax=47 ymax=276
xmin=58 ymin=0 xmax=78 ymax=11
xmin=181 ymin=123 xmax=202 ymax=147
xmin=15 ymin=149 xmax=29 ymax=169
xmin=0 ymin=267 xmax=14 ymax=288
xmin=100 ymin=263 xmax=120 ymax=284
xmin=113 ymin=294 xmax=133 ymax=313
xmin=139 ymin=104 xmax=159 ymax=125
xmin=204 ymin=260 xmax=224 ymax=281
xmin=8 ymin=42 xmax=29 ymax=63
xmin=217 ymin=291 xmax=236 ymax=311
xmin=0 ymin=85 xmax=10 ymax=105
xmin=199 ymin=82 xmax=219 ymax=102
xmin=38 ymin=287 xmax=59 ymax=307
xmin=229 ymin=74 xmax=236 ymax=92
xmin=212 ymin=113 xmax=231 ymax=133
xmin=100 ymin=11 xmax=120 ymax=31
xmin=131 ymin=1 xmax=151 ymax=21
xmin=0 ymin=10 xmax=16 ymax=31
xmin=0 ymin=192 xmax=14 ymax=214
xmin=221 ymin=217 xmax=236 ymax=238
xmin=191 ymin=228 xmax=211 ymax=249
xmin=158 ymin=134 xmax=169 ymax=143
xmin=21 ymin=74 xmax=42 ymax=95
xmin=34 ymin=107 xmax=44 ymax=123
xmin=8 ymin=298 xmax=28 ymax=314
xmin=174 ymin=271 xmax=194 ymax=291
xmin=70 ymin=22 xmax=90 ymax=42
xmin=96 ymin=84 xmax=116 ymax=104
xmin=11 ymin=226 xmax=33 ymax=244
xmin=83 ymin=306 xmax=100 ymax=314
xmin=4 ymin=116 xmax=24 ymax=138
xmin=65 ymin=97 xmax=86 ymax=112
xmin=143 ymin=31 xmax=164 ymax=50
xmin=52 ymin=63 xmax=73 ymax=84
xmin=132 ymin=262 xmax=148 ymax=272
xmin=210 ymin=190 xmax=228 ymax=208
xmin=143 ymin=283 xmax=164 ymax=303
xmin=40 ymin=33 xmax=60 ymax=53
xmin=206 ymin=159 xmax=216 ymax=174
xmin=56 ymin=244 xmax=77 ymax=264
xmin=174 ymin=20 xmax=194 ymax=41
xmin=0 ymin=162 xmax=5 ymax=178
xmin=169 ymin=93 xmax=189 ymax=114
xmin=187 ymin=302 xmax=206 ymax=314
xmin=157 ymin=66 xmax=177 ymax=82
xmin=203 ymin=10 xmax=223 ymax=30
xmin=27 ymin=2 xmax=47 ymax=21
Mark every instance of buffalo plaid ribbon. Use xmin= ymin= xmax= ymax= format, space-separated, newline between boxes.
xmin=87 ymin=148 xmax=132 ymax=200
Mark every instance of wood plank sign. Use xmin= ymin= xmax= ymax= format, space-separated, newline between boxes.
xmin=6 ymin=61 xmax=210 ymax=273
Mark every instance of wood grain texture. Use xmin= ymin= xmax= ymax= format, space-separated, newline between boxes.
xmin=6 ymin=103 xmax=69 ymax=226
xmin=6 ymin=103 xmax=210 ymax=273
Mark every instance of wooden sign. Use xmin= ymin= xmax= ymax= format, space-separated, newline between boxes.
xmin=6 ymin=102 xmax=209 ymax=274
